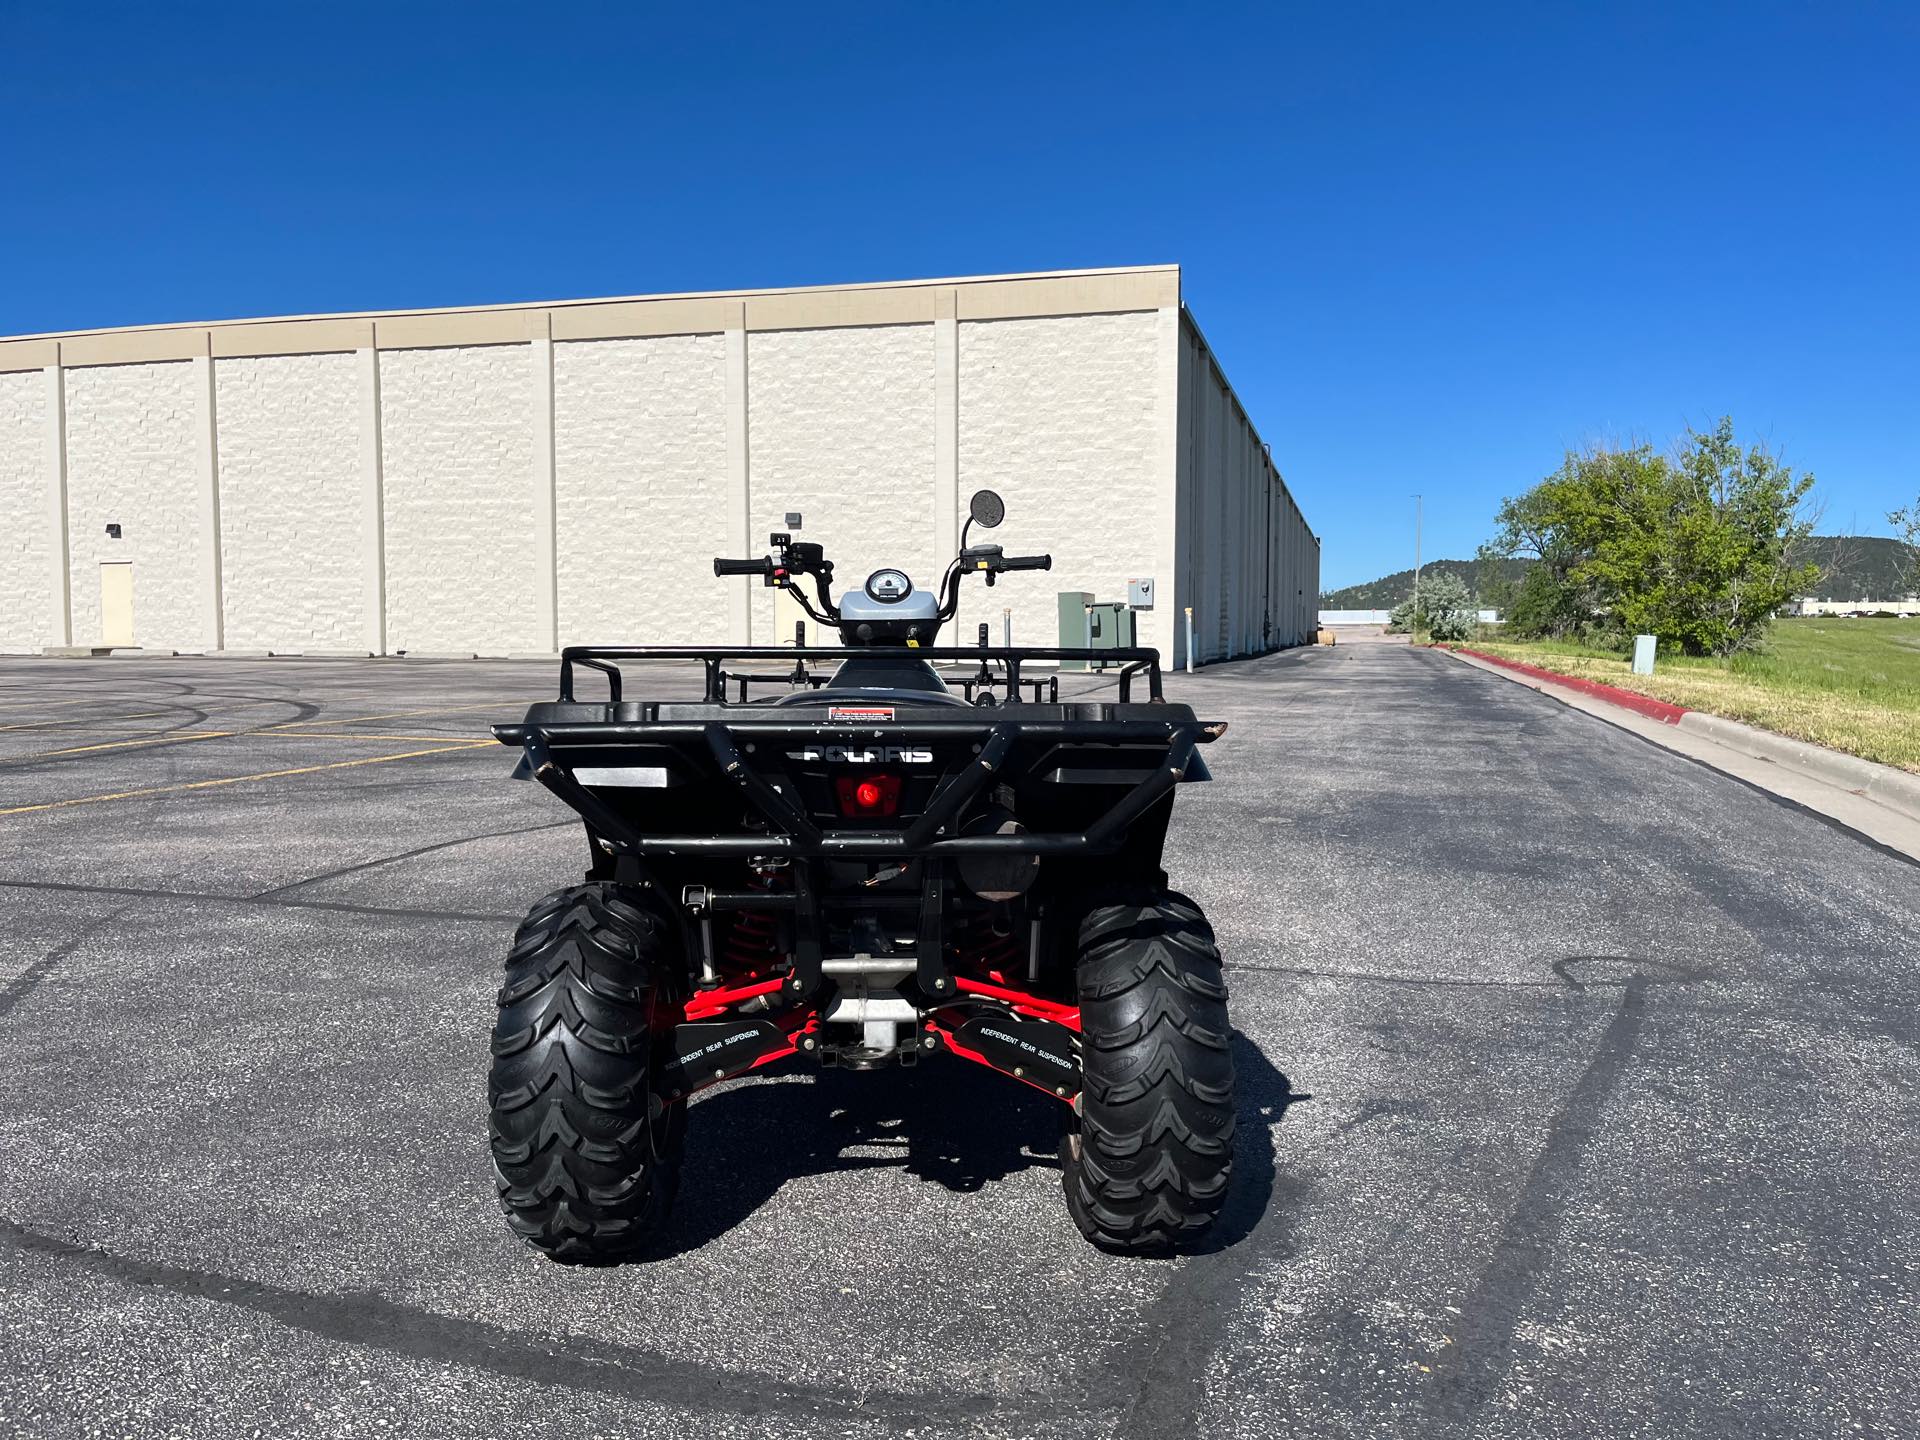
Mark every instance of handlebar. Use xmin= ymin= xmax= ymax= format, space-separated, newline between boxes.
xmin=715 ymin=540 xmax=1051 ymax=625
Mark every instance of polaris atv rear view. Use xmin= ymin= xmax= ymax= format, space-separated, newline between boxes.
xmin=487 ymin=490 xmax=1235 ymax=1259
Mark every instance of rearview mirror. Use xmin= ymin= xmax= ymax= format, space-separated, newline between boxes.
xmin=969 ymin=489 xmax=1005 ymax=529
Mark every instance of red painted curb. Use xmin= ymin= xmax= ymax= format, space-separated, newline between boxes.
xmin=1444 ymin=646 xmax=1691 ymax=726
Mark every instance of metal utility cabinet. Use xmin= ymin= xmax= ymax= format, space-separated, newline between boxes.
xmin=1057 ymin=592 xmax=1135 ymax=670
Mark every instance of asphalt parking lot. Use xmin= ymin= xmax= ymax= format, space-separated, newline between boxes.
xmin=2 ymin=643 xmax=1916 ymax=1439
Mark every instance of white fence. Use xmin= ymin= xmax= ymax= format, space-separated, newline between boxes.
xmin=1318 ymin=608 xmax=1500 ymax=626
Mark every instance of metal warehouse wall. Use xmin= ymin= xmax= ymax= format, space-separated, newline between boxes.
xmin=1173 ymin=313 xmax=1319 ymax=663
xmin=0 ymin=267 xmax=1311 ymax=667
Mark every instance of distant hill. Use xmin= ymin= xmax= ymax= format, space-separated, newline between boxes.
xmin=1319 ymin=557 xmax=1529 ymax=609
xmin=1793 ymin=536 xmax=1914 ymax=600
xmin=1320 ymin=536 xmax=1914 ymax=608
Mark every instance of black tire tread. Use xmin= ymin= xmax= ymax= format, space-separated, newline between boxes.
xmin=1063 ymin=890 xmax=1236 ymax=1253
xmin=487 ymin=883 xmax=683 ymax=1264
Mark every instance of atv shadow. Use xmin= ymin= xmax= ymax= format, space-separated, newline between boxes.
xmin=665 ymin=1060 xmax=1061 ymax=1255
xmin=1199 ymin=1031 xmax=1308 ymax=1254
xmin=660 ymin=1032 xmax=1306 ymax=1259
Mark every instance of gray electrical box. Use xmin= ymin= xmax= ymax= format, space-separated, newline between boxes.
xmin=1057 ymin=591 xmax=1095 ymax=668
xmin=1059 ymin=593 xmax=1136 ymax=669
xmin=1088 ymin=602 xmax=1135 ymax=664
xmin=1127 ymin=577 xmax=1155 ymax=610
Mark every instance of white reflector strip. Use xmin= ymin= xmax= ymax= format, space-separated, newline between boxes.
xmin=573 ymin=766 xmax=669 ymax=788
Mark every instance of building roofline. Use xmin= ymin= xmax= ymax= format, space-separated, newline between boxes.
xmin=0 ymin=264 xmax=1181 ymax=346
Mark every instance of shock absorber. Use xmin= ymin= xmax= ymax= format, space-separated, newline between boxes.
xmin=722 ymin=910 xmax=782 ymax=976
xmin=950 ymin=903 xmax=1022 ymax=980
xmin=720 ymin=862 xmax=790 ymax=979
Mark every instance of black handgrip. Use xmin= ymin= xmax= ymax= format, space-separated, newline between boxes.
xmin=714 ymin=557 xmax=774 ymax=577
xmin=1000 ymin=554 xmax=1052 ymax=572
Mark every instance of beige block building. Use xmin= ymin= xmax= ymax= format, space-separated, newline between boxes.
xmin=0 ymin=266 xmax=1317 ymax=667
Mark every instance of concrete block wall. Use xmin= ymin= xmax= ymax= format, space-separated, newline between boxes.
xmin=552 ymin=334 xmax=729 ymax=645
xmin=62 ymin=362 xmax=206 ymax=653
xmin=1175 ymin=311 xmax=1319 ymax=662
xmin=958 ymin=311 xmax=1167 ymax=656
xmin=0 ymin=267 xmax=1315 ymax=664
xmin=215 ymin=353 xmax=366 ymax=652
xmin=379 ymin=346 xmax=540 ymax=655
xmin=0 ymin=370 xmax=50 ymax=654
xmin=748 ymin=324 xmax=939 ymax=646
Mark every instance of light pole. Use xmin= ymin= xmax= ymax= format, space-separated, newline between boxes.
xmin=1412 ymin=494 xmax=1423 ymax=634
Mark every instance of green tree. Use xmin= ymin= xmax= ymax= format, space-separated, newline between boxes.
xmin=1890 ymin=495 xmax=1920 ymax=599
xmin=1482 ymin=419 xmax=1818 ymax=656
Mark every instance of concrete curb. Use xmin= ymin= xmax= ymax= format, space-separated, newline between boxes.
xmin=39 ymin=646 xmax=181 ymax=659
xmin=1437 ymin=645 xmax=1920 ymax=840
xmin=1447 ymin=646 xmax=1688 ymax=724
xmin=1674 ymin=709 xmax=1920 ymax=814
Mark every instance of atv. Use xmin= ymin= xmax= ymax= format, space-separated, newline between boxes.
xmin=488 ymin=490 xmax=1235 ymax=1259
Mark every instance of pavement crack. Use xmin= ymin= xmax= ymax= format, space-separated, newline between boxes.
xmin=0 ymin=877 xmax=517 ymax=926
xmin=248 ymin=820 xmax=575 ymax=900
xmin=1231 ymin=961 xmax=1577 ymax=991
xmin=0 ymin=1219 xmax=1046 ymax=1428
xmin=1423 ymin=974 xmax=1651 ymax=1420
xmin=0 ymin=908 xmax=126 ymax=1020
xmin=1107 ymin=1034 xmax=1309 ymax=1440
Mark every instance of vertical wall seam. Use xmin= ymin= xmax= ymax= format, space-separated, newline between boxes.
xmin=933 ymin=291 xmax=959 ymax=567
xmin=1153 ymin=302 xmax=1182 ymax=668
xmin=530 ymin=323 xmax=558 ymax=653
xmin=192 ymin=347 xmax=225 ymax=651
xmin=357 ymin=344 xmax=387 ymax=655
xmin=724 ymin=307 xmax=751 ymax=645
xmin=43 ymin=358 xmax=72 ymax=649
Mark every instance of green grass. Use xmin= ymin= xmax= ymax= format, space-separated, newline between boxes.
xmin=1463 ymin=618 xmax=1920 ymax=773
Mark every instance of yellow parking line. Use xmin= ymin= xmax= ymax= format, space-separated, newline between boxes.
xmin=0 ymin=741 xmax=495 ymax=818
xmin=0 ymin=723 xmax=185 ymax=736
xmin=2 ymin=727 xmax=500 ymax=762
xmin=2 ymin=730 xmax=235 ymax=764
xmin=260 ymin=703 xmax=509 ymax=731
xmin=0 ymin=696 xmax=129 ymax=713
xmin=262 ymin=731 xmax=501 ymax=742
xmin=0 ymin=710 xmax=175 ymax=732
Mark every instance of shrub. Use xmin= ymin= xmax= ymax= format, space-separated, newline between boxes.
xmin=1389 ymin=572 xmax=1477 ymax=641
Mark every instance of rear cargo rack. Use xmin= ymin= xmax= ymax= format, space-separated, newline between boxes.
xmin=516 ymin=722 xmax=1203 ymax=858
xmin=554 ymin=644 xmax=1165 ymax=706
xmin=493 ymin=643 xmax=1218 ymax=860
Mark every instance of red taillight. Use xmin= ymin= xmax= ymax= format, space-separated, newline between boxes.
xmin=835 ymin=772 xmax=902 ymax=818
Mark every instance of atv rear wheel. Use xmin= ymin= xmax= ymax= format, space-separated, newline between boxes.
xmin=487 ymin=883 xmax=686 ymax=1263
xmin=1062 ymin=890 xmax=1236 ymax=1253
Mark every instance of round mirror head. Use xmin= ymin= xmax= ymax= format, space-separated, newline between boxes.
xmin=969 ymin=489 xmax=1006 ymax=529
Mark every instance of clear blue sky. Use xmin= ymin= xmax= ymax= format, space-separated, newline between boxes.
xmin=3 ymin=1 xmax=1914 ymax=589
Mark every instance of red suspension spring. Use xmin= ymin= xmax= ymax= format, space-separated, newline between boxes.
xmin=720 ymin=909 xmax=784 ymax=978
xmin=950 ymin=906 xmax=1022 ymax=979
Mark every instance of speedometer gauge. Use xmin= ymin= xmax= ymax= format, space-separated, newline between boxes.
xmin=864 ymin=569 xmax=914 ymax=603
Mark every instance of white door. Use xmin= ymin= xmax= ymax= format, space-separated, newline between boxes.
xmin=99 ymin=562 xmax=134 ymax=647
